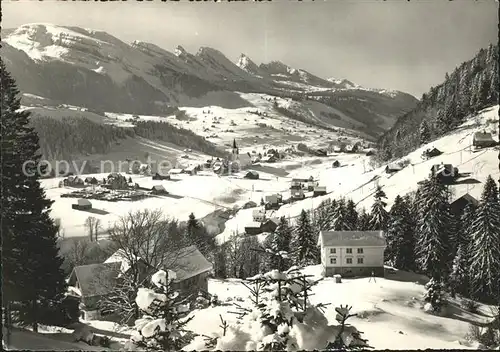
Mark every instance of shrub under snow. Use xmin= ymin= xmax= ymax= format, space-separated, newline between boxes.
xmin=125 ymin=270 xmax=194 ymax=351
xmin=185 ymin=263 xmax=370 ymax=351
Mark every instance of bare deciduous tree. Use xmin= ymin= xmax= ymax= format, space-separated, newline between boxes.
xmin=99 ymin=209 xmax=192 ymax=321
xmin=66 ymin=239 xmax=90 ymax=268
xmin=84 ymin=216 xmax=102 ymax=242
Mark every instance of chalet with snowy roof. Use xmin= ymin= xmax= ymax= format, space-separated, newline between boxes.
xmin=317 ymin=231 xmax=386 ymax=278
xmin=472 ymin=131 xmax=497 ymax=148
xmin=264 ymin=194 xmax=282 ymax=209
xmin=151 ymin=185 xmax=168 ymax=195
xmin=68 ymin=262 xmax=122 ymax=320
xmin=244 ymin=218 xmax=279 ymax=236
xmin=261 ymin=155 xmax=277 ymax=163
xmin=430 ymin=163 xmax=458 ymax=183
xmin=244 ymin=222 xmax=263 ymax=235
xmin=385 ymin=164 xmax=403 ymax=174
xmin=306 ymin=179 xmax=318 ymax=191
xmin=252 ymin=209 xmax=266 ymax=222
xmin=168 ymin=245 xmax=214 ymax=293
xmin=84 ymin=177 xmax=99 ymax=185
xmin=69 ymin=246 xmax=214 ymax=322
xmin=182 ymin=165 xmax=198 ymax=176
xmin=72 ymin=198 xmax=92 ymax=210
xmin=64 ymin=176 xmax=84 ymax=187
xmin=291 ymin=188 xmax=305 ymax=200
xmin=422 ymin=147 xmax=443 ymax=159
xmin=449 ymin=192 xmax=479 ymax=216
xmin=313 ymin=186 xmax=327 ymax=197
xmin=152 ymin=172 xmax=170 ymax=180
xmin=244 ymin=170 xmax=260 ymax=179
xmin=290 ymin=177 xmax=310 ymax=190
xmin=169 ymin=168 xmax=183 ymax=175
xmin=315 ymin=148 xmax=328 ymax=157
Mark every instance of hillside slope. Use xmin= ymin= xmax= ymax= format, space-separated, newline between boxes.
xmin=184 ymin=265 xmax=492 ymax=350
xmin=216 ymin=105 xmax=499 ymax=242
xmin=377 ymin=44 xmax=498 ymax=160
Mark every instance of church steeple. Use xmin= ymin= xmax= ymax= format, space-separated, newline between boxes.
xmin=232 ymin=139 xmax=239 ymax=155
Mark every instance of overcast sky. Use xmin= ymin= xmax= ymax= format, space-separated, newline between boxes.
xmin=3 ymin=0 xmax=497 ymax=97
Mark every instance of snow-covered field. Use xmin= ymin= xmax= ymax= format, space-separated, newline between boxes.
xmin=184 ymin=265 xmax=492 ymax=350
xmin=5 ymin=265 xmax=492 ymax=350
xmin=101 ymin=92 xmax=367 ymax=152
xmin=42 ymin=105 xmax=498 ymax=240
xmin=217 ymin=105 xmax=500 ymax=243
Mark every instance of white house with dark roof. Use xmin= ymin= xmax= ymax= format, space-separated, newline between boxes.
xmin=317 ymin=231 xmax=386 ymax=278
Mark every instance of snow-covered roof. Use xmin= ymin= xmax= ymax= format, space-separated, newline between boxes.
xmin=291 ymin=178 xmax=308 ymax=182
xmin=169 ymin=169 xmax=183 ymax=174
xmin=166 ymin=245 xmax=213 ymax=282
xmin=473 ymin=131 xmax=495 ymax=142
xmin=68 ymin=262 xmax=121 ymax=298
xmin=245 ymin=221 xmax=262 ymax=229
xmin=265 ymin=194 xmax=280 ymax=202
xmin=314 ymin=186 xmax=327 ymax=192
xmin=184 ymin=165 xmax=197 ymax=171
xmin=77 ymin=198 xmax=91 ymax=206
xmin=318 ymin=231 xmax=386 ymax=247
xmin=450 ymin=192 xmax=479 ymax=206
xmin=253 ymin=209 xmax=265 ymax=216
xmin=104 ymin=249 xmax=142 ymax=273
xmin=152 ymin=185 xmax=166 ymax=191
xmin=386 ymin=164 xmax=403 ymax=171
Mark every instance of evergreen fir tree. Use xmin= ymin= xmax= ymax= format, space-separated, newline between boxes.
xmin=449 ymin=244 xmax=470 ymax=298
xmin=414 ymin=178 xmax=453 ymax=281
xmin=1 ymin=59 xmax=66 ymax=331
xmin=344 ymin=199 xmax=359 ymax=231
xmin=213 ymin=244 xmax=228 ymax=279
xmin=314 ymin=198 xmax=333 ymax=231
xmin=469 ymin=176 xmax=500 ymax=302
xmin=399 ymin=196 xmax=417 ymax=271
xmin=292 ymin=210 xmax=318 ymax=266
xmin=368 ymin=186 xmax=389 ymax=231
xmin=269 ymin=217 xmax=293 ymax=271
xmin=458 ymin=203 xmax=476 ymax=250
xmin=419 ymin=119 xmax=431 ymax=145
xmin=385 ymin=195 xmax=413 ymax=267
xmin=357 ymin=208 xmax=372 ymax=231
xmin=331 ymin=198 xmax=347 ymax=231
xmin=205 ymin=257 xmax=371 ymax=351
xmin=129 ymin=270 xmax=194 ymax=350
xmin=424 ymin=278 xmax=445 ymax=314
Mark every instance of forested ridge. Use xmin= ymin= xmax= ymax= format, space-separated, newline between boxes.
xmin=31 ymin=116 xmax=226 ymax=160
xmin=377 ymin=44 xmax=499 ymax=161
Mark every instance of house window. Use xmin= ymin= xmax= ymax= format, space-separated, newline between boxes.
xmin=346 ymin=248 xmax=353 ymax=254
xmin=357 ymin=257 xmax=364 ymax=264
xmin=330 ymin=257 xmax=337 ymax=264
xmin=330 ymin=248 xmax=336 ymax=254
xmin=357 ymin=248 xmax=364 ymax=254
xmin=346 ymin=258 xmax=353 ymax=264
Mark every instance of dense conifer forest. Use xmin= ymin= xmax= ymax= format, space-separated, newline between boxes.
xmin=376 ymin=44 xmax=499 ymax=161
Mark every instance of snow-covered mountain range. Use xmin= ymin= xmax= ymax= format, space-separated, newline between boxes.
xmin=2 ymin=23 xmax=418 ymax=134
